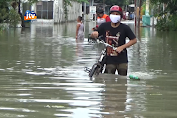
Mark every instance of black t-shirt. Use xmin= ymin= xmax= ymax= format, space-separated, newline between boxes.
xmin=97 ymin=22 xmax=136 ymax=64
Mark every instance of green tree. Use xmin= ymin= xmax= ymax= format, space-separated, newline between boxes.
xmin=94 ymin=0 xmax=132 ymax=7
xmin=0 ymin=0 xmax=10 ymax=23
xmin=150 ymin=0 xmax=177 ymax=31
xmin=0 ymin=0 xmax=38 ymax=27
xmin=150 ymin=0 xmax=177 ymax=15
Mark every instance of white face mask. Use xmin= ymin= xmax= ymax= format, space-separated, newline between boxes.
xmin=110 ymin=14 xmax=121 ymax=23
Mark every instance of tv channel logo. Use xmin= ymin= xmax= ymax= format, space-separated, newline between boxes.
xmin=24 ymin=10 xmax=37 ymax=21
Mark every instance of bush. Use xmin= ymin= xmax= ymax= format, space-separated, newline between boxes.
xmin=0 ymin=8 xmax=9 ymax=23
xmin=8 ymin=9 xmax=21 ymax=27
xmin=156 ymin=14 xmax=177 ymax=31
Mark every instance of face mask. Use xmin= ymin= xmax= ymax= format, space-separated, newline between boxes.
xmin=110 ymin=14 xmax=121 ymax=23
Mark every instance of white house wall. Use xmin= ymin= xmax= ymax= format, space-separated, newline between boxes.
xmin=54 ymin=0 xmax=63 ymax=23
xmin=66 ymin=1 xmax=82 ymax=22
xmin=54 ymin=0 xmax=82 ymax=23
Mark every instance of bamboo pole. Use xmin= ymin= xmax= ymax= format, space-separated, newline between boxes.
xmin=138 ymin=0 xmax=142 ymax=41
xmin=134 ymin=0 xmax=137 ymax=34
xmin=138 ymin=0 xmax=141 ymax=28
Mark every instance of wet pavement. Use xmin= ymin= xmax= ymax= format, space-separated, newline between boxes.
xmin=0 ymin=21 xmax=177 ymax=118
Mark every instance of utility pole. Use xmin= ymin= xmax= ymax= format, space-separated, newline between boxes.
xmin=139 ymin=0 xmax=142 ymax=40
xmin=103 ymin=0 xmax=105 ymax=11
xmin=58 ymin=0 xmax=59 ymax=23
xmin=152 ymin=7 xmax=154 ymax=27
xmin=134 ymin=0 xmax=137 ymax=34
xmin=146 ymin=0 xmax=149 ymax=16
xmin=138 ymin=0 xmax=142 ymax=27
xmin=84 ymin=2 xmax=86 ymax=21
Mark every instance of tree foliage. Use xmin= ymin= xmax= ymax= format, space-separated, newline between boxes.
xmin=64 ymin=0 xmax=88 ymax=6
xmin=8 ymin=9 xmax=21 ymax=27
xmin=0 ymin=0 xmax=38 ymax=27
xmin=94 ymin=0 xmax=133 ymax=7
xmin=150 ymin=0 xmax=177 ymax=31
xmin=0 ymin=0 xmax=10 ymax=23
xmin=150 ymin=0 xmax=177 ymax=15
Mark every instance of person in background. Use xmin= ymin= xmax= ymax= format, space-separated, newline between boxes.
xmin=92 ymin=7 xmax=111 ymax=31
xmin=123 ymin=11 xmax=126 ymax=20
xmin=76 ymin=16 xmax=84 ymax=42
xmin=126 ymin=11 xmax=129 ymax=20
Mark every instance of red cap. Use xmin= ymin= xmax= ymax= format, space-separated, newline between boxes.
xmin=110 ymin=5 xmax=123 ymax=17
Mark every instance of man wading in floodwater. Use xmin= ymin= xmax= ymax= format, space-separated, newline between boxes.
xmin=91 ymin=5 xmax=137 ymax=76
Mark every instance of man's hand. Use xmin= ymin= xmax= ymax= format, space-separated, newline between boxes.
xmin=92 ymin=27 xmax=97 ymax=31
xmin=116 ymin=46 xmax=124 ymax=53
xmin=91 ymin=31 xmax=99 ymax=39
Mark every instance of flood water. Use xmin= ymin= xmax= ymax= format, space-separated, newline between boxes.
xmin=0 ymin=21 xmax=177 ymax=118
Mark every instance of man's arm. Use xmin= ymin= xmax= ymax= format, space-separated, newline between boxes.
xmin=116 ymin=25 xmax=137 ymax=53
xmin=116 ymin=38 xmax=137 ymax=53
xmin=91 ymin=23 xmax=105 ymax=39
xmin=91 ymin=31 xmax=99 ymax=39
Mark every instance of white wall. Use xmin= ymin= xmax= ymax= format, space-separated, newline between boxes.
xmin=54 ymin=0 xmax=64 ymax=23
xmin=67 ymin=1 xmax=82 ymax=22
xmin=53 ymin=0 xmax=82 ymax=23
xmin=150 ymin=17 xmax=157 ymax=26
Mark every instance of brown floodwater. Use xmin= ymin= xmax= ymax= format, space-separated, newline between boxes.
xmin=0 ymin=21 xmax=177 ymax=118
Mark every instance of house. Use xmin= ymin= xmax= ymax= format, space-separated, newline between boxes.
xmin=23 ymin=0 xmax=82 ymax=23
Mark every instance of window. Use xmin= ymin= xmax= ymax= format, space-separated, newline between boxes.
xmin=36 ymin=1 xmax=53 ymax=19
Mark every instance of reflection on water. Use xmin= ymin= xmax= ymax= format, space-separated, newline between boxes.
xmin=76 ymin=39 xmax=84 ymax=57
xmin=0 ymin=21 xmax=177 ymax=118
